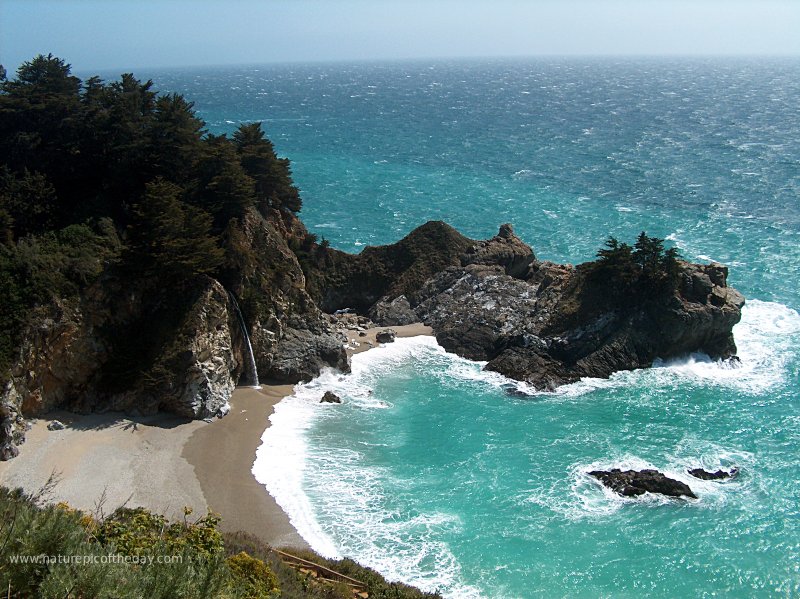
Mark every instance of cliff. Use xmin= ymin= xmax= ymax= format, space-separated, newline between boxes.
xmin=0 ymin=208 xmax=347 ymax=460
xmin=0 ymin=217 xmax=745 ymax=460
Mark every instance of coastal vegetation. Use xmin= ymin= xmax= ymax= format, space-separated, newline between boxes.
xmin=0 ymin=484 xmax=441 ymax=598
xmin=589 ymin=231 xmax=682 ymax=301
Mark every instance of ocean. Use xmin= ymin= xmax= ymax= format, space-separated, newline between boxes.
xmin=140 ymin=58 xmax=800 ymax=597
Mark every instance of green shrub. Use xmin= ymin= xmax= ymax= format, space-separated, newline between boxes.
xmin=227 ymin=551 xmax=280 ymax=598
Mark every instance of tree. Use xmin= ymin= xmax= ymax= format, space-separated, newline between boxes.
xmin=0 ymin=168 xmax=57 ymax=239
xmin=149 ymin=93 xmax=205 ymax=183
xmin=194 ymin=134 xmax=255 ymax=228
xmin=633 ymin=231 xmax=665 ymax=277
xmin=3 ymin=54 xmax=80 ymax=97
xmin=589 ymin=232 xmax=682 ymax=302
xmin=233 ymin=122 xmax=302 ymax=214
xmin=0 ymin=55 xmax=83 ymax=191
xmin=125 ymin=178 xmax=223 ymax=280
xmin=594 ymin=236 xmax=637 ymax=290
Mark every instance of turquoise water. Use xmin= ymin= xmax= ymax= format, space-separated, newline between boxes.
xmin=141 ymin=59 xmax=800 ymax=597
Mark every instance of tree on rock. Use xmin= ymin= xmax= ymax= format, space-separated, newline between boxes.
xmin=589 ymin=231 xmax=681 ymax=302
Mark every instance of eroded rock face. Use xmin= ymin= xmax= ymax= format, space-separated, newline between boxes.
xmin=369 ymin=295 xmax=417 ymax=326
xmin=144 ymin=280 xmax=237 ymax=419
xmin=0 ymin=208 xmax=350 ymax=459
xmin=0 ymin=278 xmax=238 ymax=457
xmin=229 ymin=209 xmax=348 ymax=385
xmin=589 ymin=469 xmax=697 ymax=499
xmin=460 ymin=223 xmax=535 ymax=279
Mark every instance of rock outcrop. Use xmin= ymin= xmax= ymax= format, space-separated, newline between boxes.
xmin=302 ymin=222 xmax=745 ymax=390
xmin=589 ymin=469 xmax=697 ymax=499
xmin=324 ymin=223 xmax=743 ymax=390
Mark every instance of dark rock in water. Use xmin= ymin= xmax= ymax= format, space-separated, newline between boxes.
xmin=358 ymin=331 xmax=367 ymax=337
xmin=688 ymin=467 xmax=738 ymax=481
xmin=47 ymin=420 xmax=66 ymax=431
xmin=589 ymin=468 xmax=697 ymax=499
xmin=320 ymin=391 xmax=342 ymax=404
xmin=376 ymin=329 xmax=397 ymax=343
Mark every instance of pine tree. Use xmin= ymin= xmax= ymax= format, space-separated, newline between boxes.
xmin=194 ymin=134 xmax=255 ymax=228
xmin=233 ymin=122 xmax=301 ymax=214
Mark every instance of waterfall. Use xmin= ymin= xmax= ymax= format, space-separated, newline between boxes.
xmin=227 ymin=291 xmax=260 ymax=388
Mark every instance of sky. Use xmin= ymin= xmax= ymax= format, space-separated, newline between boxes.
xmin=1 ymin=0 xmax=799 ymax=73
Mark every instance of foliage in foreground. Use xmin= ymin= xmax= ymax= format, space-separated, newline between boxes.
xmin=0 ymin=486 xmax=440 ymax=599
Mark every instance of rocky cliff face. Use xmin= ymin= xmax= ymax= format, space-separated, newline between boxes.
xmin=429 ymin=258 xmax=744 ymax=389
xmin=0 ymin=208 xmax=348 ymax=460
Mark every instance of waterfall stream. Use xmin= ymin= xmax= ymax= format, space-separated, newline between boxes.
xmin=227 ymin=291 xmax=261 ymax=388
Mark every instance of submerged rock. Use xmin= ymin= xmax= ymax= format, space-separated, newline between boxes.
xmin=320 ymin=391 xmax=342 ymax=404
xmin=589 ymin=468 xmax=697 ymax=499
xmin=688 ymin=467 xmax=739 ymax=481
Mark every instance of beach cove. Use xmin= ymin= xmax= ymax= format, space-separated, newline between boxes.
xmin=0 ymin=324 xmax=432 ymax=550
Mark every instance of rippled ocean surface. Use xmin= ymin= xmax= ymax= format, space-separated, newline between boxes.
xmin=143 ymin=59 xmax=800 ymax=597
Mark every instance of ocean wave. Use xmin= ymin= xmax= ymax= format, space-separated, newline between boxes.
xmin=252 ymin=393 xmax=340 ymax=558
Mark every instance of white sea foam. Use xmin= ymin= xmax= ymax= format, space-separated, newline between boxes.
xmin=252 ymin=385 xmax=340 ymax=557
xmin=554 ymin=299 xmax=800 ymax=398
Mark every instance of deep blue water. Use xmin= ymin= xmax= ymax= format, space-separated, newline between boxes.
xmin=134 ymin=58 xmax=799 ymax=597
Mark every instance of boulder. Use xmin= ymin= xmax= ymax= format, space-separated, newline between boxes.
xmin=369 ymin=295 xmax=418 ymax=326
xmin=376 ymin=329 xmax=397 ymax=344
xmin=47 ymin=420 xmax=66 ymax=431
xmin=589 ymin=468 xmax=697 ymax=499
xmin=320 ymin=391 xmax=342 ymax=404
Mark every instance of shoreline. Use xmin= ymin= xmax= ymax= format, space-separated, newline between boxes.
xmin=0 ymin=323 xmax=433 ymax=552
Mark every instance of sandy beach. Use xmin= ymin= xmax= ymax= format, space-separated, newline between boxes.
xmin=344 ymin=322 xmax=433 ymax=356
xmin=0 ymin=323 xmax=432 ymax=550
